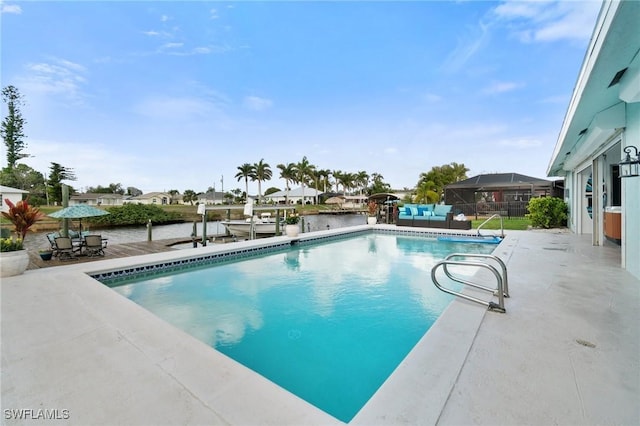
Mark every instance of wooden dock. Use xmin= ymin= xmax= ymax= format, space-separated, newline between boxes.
xmin=27 ymin=237 xmax=196 ymax=270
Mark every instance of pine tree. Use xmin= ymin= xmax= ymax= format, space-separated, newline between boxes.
xmin=1 ymin=86 xmax=28 ymax=168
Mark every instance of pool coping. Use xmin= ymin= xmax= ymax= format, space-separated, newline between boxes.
xmin=1 ymin=224 xmax=509 ymax=425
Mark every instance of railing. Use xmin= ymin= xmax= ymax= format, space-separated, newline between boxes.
xmin=477 ymin=214 xmax=504 ymax=238
xmin=451 ymin=201 xmax=529 ymax=219
xmin=431 ymin=253 xmax=509 ymax=313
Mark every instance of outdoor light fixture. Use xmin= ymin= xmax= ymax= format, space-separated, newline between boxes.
xmin=619 ymin=145 xmax=640 ymax=178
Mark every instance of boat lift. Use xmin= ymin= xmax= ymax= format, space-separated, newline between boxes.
xmin=197 ymin=204 xmax=297 ymax=244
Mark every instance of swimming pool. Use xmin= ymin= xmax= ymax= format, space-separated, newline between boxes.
xmin=104 ymin=231 xmax=496 ymax=422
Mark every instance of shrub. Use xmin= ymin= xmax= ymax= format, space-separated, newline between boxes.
xmin=0 ymin=237 xmax=23 ymax=252
xmin=89 ymin=204 xmax=182 ymax=226
xmin=527 ymin=197 xmax=568 ymax=229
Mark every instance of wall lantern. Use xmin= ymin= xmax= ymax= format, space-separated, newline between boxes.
xmin=619 ymin=145 xmax=640 ymax=178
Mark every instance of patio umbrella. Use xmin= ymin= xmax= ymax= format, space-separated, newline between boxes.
xmin=48 ymin=205 xmax=110 ymax=233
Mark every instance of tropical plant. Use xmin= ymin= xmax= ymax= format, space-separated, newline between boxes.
xmin=277 ymin=162 xmax=297 ymax=205
xmin=0 ymin=198 xmax=45 ymax=251
xmin=235 ymin=163 xmax=256 ymax=201
xmin=295 ymin=156 xmax=314 ymax=204
xmin=367 ymin=201 xmax=377 ymax=216
xmin=182 ymin=189 xmax=198 ymax=205
xmin=252 ymin=159 xmax=272 ymax=204
xmin=418 ymin=162 xmax=469 ymax=200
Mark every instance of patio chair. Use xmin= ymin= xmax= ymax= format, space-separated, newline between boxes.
xmin=54 ymin=237 xmax=76 ymax=261
xmin=46 ymin=233 xmax=60 ymax=257
xmin=84 ymin=235 xmax=105 ymax=257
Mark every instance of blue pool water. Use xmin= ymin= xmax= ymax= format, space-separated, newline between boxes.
xmin=107 ymin=233 xmax=495 ymax=422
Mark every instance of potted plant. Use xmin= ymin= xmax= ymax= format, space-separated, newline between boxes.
xmin=367 ymin=201 xmax=378 ymax=225
xmin=1 ymin=198 xmax=45 ymax=277
xmin=38 ymin=249 xmax=53 ymax=261
xmin=285 ymin=214 xmax=300 ymax=237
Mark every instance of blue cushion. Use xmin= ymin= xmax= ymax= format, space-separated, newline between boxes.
xmin=410 ymin=207 xmax=419 ymax=216
xmin=433 ymin=204 xmax=452 ymax=216
xmin=405 ymin=207 xmax=412 ymax=215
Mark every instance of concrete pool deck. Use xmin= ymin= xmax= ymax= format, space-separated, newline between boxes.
xmin=1 ymin=226 xmax=638 ymax=425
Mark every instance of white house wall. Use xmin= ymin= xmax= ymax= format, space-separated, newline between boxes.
xmin=622 ymin=102 xmax=640 ymax=277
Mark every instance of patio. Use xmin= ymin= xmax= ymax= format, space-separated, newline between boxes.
xmin=1 ymin=227 xmax=638 ymax=425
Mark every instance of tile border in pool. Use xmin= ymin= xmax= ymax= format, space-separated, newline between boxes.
xmin=92 ymin=225 xmax=492 ymax=284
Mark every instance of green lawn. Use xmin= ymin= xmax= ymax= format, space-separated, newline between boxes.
xmin=471 ymin=217 xmax=530 ymax=230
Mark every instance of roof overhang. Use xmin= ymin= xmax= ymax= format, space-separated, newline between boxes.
xmin=547 ymin=0 xmax=640 ymax=177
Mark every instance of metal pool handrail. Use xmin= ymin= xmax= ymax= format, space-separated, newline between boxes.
xmin=443 ymin=253 xmax=509 ymax=298
xmin=477 ymin=213 xmax=504 ymax=238
xmin=431 ymin=256 xmax=507 ymax=313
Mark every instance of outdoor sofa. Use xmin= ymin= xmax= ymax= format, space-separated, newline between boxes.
xmin=396 ymin=203 xmax=471 ymax=230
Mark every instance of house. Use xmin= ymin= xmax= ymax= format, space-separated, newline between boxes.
xmin=444 ymin=173 xmax=560 ymax=204
xmin=69 ymin=193 xmax=125 ymax=207
xmin=547 ymin=0 xmax=640 ymax=279
xmin=124 ymin=192 xmax=172 ymax=205
xmin=197 ymin=191 xmax=227 ymax=205
xmin=443 ymin=173 xmax=562 ymax=218
xmin=266 ymin=187 xmax=322 ymax=205
xmin=0 ymin=185 xmax=29 ymax=213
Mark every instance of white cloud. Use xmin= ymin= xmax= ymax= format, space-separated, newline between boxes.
xmin=482 ymin=81 xmax=523 ymax=95
xmin=493 ymin=0 xmax=601 ymax=43
xmin=131 ymin=95 xmax=225 ymax=122
xmin=1 ymin=3 xmax=21 ymax=14
xmin=210 ymin=8 xmax=219 ymax=19
xmin=161 ymin=42 xmax=183 ymax=49
xmin=243 ymin=96 xmax=273 ymax=111
xmin=18 ymin=58 xmax=88 ymax=103
xmin=160 ymin=14 xmax=169 ymax=22
xmin=442 ymin=21 xmax=491 ymax=72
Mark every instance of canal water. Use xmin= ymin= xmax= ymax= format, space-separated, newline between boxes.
xmin=24 ymin=214 xmax=367 ymax=251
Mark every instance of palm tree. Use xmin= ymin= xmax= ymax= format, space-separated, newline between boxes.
xmin=317 ymin=169 xmax=331 ymax=194
xmin=253 ymin=158 xmax=272 ymax=204
xmin=309 ymin=168 xmax=323 ymax=204
xmin=331 ymin=170 xmax=344 ymax=193
xmin=277 ymin=162 xmax=297 ymax=205
xmin=449 ymin=162 xmax=469 ymax=182
xmin=337 ymin=172 xmax=355 ymax=195
xmin=235 ymin=163 xmax=256 ymax=202
xmin=296 ymin=156 xmax=314 ymax=205
xmin=415 ymin=180 xmax=439 ymax=204
xmin=356 ymin=171 xmax=369 ymax=195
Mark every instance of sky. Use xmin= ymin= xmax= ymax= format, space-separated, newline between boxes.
xmin=1 ymin=0 xmax=603 ymax=195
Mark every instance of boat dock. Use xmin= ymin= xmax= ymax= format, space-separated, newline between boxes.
xmin=27 ymin=236 xmax=230 ymax=270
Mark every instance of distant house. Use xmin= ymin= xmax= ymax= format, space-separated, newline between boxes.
xmin=266 ymin=187 xmax=322 ymax=205
xmin=197 ymin=191 xmax=227 ymax=205
xmin=69 ymin=193 xmax=125 ymax=207
xmin=444 ymin=173 xmax=561 ymax=204
xmin=124 ymin=192 xmax=172 ymax=205
xmin=0 ymin=185 xmax=29 ymax=213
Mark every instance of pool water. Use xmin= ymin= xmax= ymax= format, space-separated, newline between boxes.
xmin=108 ymin=233 xmax=495 ymax=422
